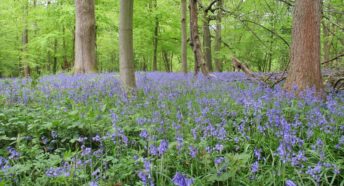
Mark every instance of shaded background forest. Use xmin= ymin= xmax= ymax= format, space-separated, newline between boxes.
xmin=0 ymin=0 xmax=343 ymax=77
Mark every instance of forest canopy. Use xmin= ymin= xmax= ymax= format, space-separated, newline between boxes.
xmin=0 ymin=0 xmax=343 ymax=77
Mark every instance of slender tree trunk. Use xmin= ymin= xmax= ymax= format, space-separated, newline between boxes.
xmin=323 ymin=23 xmax=330 ymax=65
xmin=170 ymin=53 xmax=173 ymax=72
xmin=214 ymin=0 xmax=223 ymax=72
xmin=72 ymin=26 xmax=75 ymax=67
xmin=162 ymin=51 xmax=170 ymax=72
xmin=322 ymin=0 xmax=331 ymax=68
xmin=22 ymin=0 xmax=30 ymax=77
xmin=189 ymin=0 xmax=208 ymax=76
xmin=62 ymin=27 xmax=69 ymax=70
xmin=181 ymin=0 xmax=188 ymax=73
xmin=203 ymin=12 xmax=213 ymax=72
xmin=74 ymin=0 xmax=97 ymax=73
xmin=119 ymin=0 xmax=136 ymax=89
xmin=53 ymin=39 xmax=58 ymax=74
xmin=152 ymin=0 xmax=159 ymax=71
xmin=284 ymin=0 xmax=324 ymax=96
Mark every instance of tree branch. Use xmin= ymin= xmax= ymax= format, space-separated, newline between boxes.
xmin=322 ymin=53 xmax=344 ymax=65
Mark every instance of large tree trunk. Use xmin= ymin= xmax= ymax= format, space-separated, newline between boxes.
xmin=119 ymin=0 xmax=136 ymax=89
xmin=284 ymin=0 xmax=324 ymax=96
xmin=203 ymin=12 xmax=213 ymax=72
xmin=214 ymin=0 xmax=223 ymax=72
xmin=74 ymin=0 xmax=97 ymax=73
xmin=22 ymin=0 xmax=30 ymax=77
xmin=181 ymin=0 xmax=188 ymax=73
xmin=152 ymin=0 xmax=159 ymax=71
xmin=189 ymin=0 xmax=208 ymax=76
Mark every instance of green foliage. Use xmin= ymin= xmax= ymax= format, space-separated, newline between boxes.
xmin=1 ymin=0 xmax=342 ymax=77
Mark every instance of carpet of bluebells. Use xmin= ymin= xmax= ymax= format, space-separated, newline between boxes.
xmin=0 ymin=72 xmax=343 ymax=186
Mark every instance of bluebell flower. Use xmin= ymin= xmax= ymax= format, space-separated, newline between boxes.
xmin=77 ymin=136 xmax=87 ymax=143
xmin=7 ymin=147 xmax=20 ymax=160
xmin=89 ymin=181 xmax=98 ymax=186
xmin=189 ymin=146 xmax=197 ymax=158
xmin=138 ymin=171 xmax=148 ymax=185
xmin=144 ymin=159 xmax=151 ymax=172
xmin=140 ymin=130 xmax=149 ymax=139
xmin=254 ymin=148 xmax=262 ymax=160
xmin=81 ymin=145 xmax=92 ymax=156
xmin=306 ymin=164 xmax=322 ymax=182
xmin=92 ymin=135 xmax=102 ymax=142
xmin=172 ymin=172 xmax=194 ymax=186
xmin=92 ymin=168 xmax=101 ymax=178
xmin=214 ymin=144 xmax=224 ymax=152
xmin=149 ymin=145 xmax=158 ymax=156
xmin=214 ymin=157 xmax=225 ymax=166
xmin=285 ymin=180 xmax=297 ymax=186
xmin=158 ymin=140 xmax=169 ymax=155
xmin=176 ymin=136 xmax=184 ymax=151
xmin=251 ymin=161 xmax=259 ymax=173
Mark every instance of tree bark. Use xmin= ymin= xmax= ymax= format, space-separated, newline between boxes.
xmin=189 ymin=0 xmax=208 ymax=76
xmin=214 ymin=0 xmax=223 ymax=72
xmin=62 ymin=27 xmax=69 ymax=71
xmin=74 ymin=0 xmax=97 ymax=73
xmin=53 ymin=39 xmax=58 ymax=74
xmin=181 ymin=0 xmax=188 ymax=73
xmin=322 ymin=0 xmax=331 ymax=67
xmin=22 ymin=0 xmax=30 ymax=77
xmin=203 ymin=12 xmax=213 ymax=72
xmin=119 ymin=0 xmax=136 ymax=89
xmin=284 ymin=0 xmax=324 ymax=96
xmin=152 ymin=0 xmax=159 ymax=71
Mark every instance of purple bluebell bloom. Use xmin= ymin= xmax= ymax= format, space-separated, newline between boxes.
xmin=7 ymin=147 xmax=20 ymax=160
xmin=158 ymin=139 xmax=169 ymax=155
xmin=189 ymin=146 xmax=197 ymax=158
xmin=140 ymin=130 xmax=149 ymax=139
xmin=251 ymin=161 xmax=259 ymax=173
xmin=172 ymin=172 xmax=194 ymax=186
xmin=214 ymin=157 xmax=225 ymax=166
xmin=285 ymin=180 xmax=297 ymax=186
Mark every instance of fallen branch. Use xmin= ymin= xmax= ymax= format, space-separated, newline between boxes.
xmin=232 ymin=57 xmax=255 ymax=78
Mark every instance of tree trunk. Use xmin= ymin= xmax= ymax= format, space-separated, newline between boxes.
xmin=22 ymin=0 xmax=30 ymax=77
xmin=181 ymin=0 xmax=188 ymax=73
xmin=162 ymin=51 xmax=171 ymax=72
xmin=119 ymin=0 xmax=136 ymax=89
xmin=152 ymin=0 xmax=159 ymax=71
xmin=74 ymin=0 xmax=97 ymax=73
xmin=214 ymin=0 xmax=223 ymax=72
xmin=322 ymin=0 xmax=331 ymax=68
xmin=284 ymin=0 xmax=324 ymax=96
xmin=62 ymin=27 xmax=69 ymax=71
xmin=203 ymin=12 xmax=213 ymax=72
xmin=189 ymin=0 xmax=208 ymax=76
xmin=323 ymin=23 xmax=330 ymax=65
xmin=53 ymin=39 xmax=58 ymax=74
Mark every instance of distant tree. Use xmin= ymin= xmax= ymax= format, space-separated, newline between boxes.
xmin=152 ymin=0 xmax=159 ymax=71
xmin=74 ymin=0 xmax=97 ymax=73
xmin=119 ymin=0 xmax=136 ymax=89
xmin=181 ymin=0 xmax=188 ymax=74
xmin=284 ymin=0 xmax=324 ymax=96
